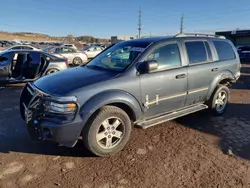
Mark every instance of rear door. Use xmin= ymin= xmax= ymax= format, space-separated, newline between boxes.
xmin=0 ymin=52 xmax=13 ymax=82
xmin=183 ymin=40 xmax=218 ymax=105
xmin=212 ymin=40 xmax=239 ymax=76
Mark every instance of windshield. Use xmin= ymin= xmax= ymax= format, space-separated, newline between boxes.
xmin=86 ymin=41 xmax=150 ymax=72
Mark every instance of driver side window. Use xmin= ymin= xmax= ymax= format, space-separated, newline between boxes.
xmin=147 ymin=43 xmax=181 ymax=70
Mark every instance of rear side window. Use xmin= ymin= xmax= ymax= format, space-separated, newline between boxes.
xmin=213 ymin=41 xmax=236 ymax=61
xmin=185 ymin=41 xmax=209 ymax=64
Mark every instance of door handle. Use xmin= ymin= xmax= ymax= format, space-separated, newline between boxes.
xmin=211 ymin=68 xmax=218 ymax=72
xmin=175 ymin=74 xmax=186 ymax=79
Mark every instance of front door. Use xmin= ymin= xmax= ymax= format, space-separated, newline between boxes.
xmin=0 ymin=52 xmax=13 ymax=82
xmin=140 ymin=42 xmax=188 ymax=118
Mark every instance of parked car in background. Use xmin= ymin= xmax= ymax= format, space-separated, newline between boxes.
xmin=0 ymin=45 xmax=41 ymax=52
xmin=0 ymin=50 xmax=68 ymax=84
xmin=81 ymin=46 xmax=103 ymax=59
xmin=48 ymin=46 xmax=88 ymax=66
xmin=20 ymin=34 xmax=241 ymax=157
xmin=237 ymin=46 xmax=250 ymax=62
xmin=61 ymin=43 xmax=77 ymax=50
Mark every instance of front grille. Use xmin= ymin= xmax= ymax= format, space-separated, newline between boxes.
xmin=23 ymin=83 xmax=77 ymax=124
xmin=23 ymin=83 xmax=44 ymax=140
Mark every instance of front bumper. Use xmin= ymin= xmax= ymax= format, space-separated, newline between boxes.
xmin=26 ymin=116 xmax=83 ymax=147
xmin=21 ymin=83 xmax=83 ymax=147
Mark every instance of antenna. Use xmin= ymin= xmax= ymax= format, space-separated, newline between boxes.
xmin=180 ymin=14 xmax=184 ymax=34
xmin=138 ymin=7 xmax=142 ymax=38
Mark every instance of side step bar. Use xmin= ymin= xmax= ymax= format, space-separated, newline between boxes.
xmin=136 ymin=104 xmax=208 ymax=129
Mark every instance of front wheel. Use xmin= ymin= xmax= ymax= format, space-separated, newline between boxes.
xmin=208 ymin=85 xmax=230 ymax=116
xmin=82 ymin=106 xmax=132 ymax=157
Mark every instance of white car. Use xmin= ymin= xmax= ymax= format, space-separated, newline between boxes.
xmin=81 ymin=46 xmax=103 ymax=59
xmin=50 ymin=46 xmax=88 ymax=66
xmin=60 ymin=44 xmax=77 ymax=50
xmin=0 ymin=45 xmax=41 ymax=52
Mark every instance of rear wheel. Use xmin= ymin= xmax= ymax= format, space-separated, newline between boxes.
xmin=208 ymin=85 xmax=230 ymax=115
xmin=72 ymin=57 xmax=83 ymax=66
xmin=82 ymin=106 xmax=132 ymax=157
xmin=46 ymin=68 xmax=59 ymax=75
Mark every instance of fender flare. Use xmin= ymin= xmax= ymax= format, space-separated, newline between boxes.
xmin=207 ymin=70 xmax=235 ymax=100
xmin=79 ymin=90 xmax=143 ymax=128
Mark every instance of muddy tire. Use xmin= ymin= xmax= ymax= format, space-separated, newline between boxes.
xmin=82 ymin=106 xmax=132 ymax=157
xmin=208 ymin=84 xmax=230 ymax=116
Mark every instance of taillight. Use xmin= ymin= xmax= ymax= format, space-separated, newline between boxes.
xmin=65 ymin=61 xmax=69 ymax=67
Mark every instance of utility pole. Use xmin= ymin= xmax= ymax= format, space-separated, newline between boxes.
xmin=180 ymin=14 xmax=184 ymax=34
xmin=138 ymin=7 xmax=142 ymax=38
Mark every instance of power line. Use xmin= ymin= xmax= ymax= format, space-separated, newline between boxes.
xmin=138 ymin=7 xmax=142 ymax=38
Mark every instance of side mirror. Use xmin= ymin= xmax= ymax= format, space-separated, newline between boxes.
xmin=147 ymin=60 xmax=159 ymax=71
xmin=138 ymin=60 xmax=159 ymax=73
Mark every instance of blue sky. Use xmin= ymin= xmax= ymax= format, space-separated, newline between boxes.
xmin=1 ymin=0 xmax=250 ymax=38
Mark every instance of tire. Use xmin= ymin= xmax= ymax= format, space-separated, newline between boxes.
xmin=72 ymin=57 xmax=83 ymax=66
xmin=208 ymin=84 xmax=230 ymax=116
xmin=46 ymin=68 xmax=59 ymax=75
xmin=82 ymin=106 xmax=132 ymax=157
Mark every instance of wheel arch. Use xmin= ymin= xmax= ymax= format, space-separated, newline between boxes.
xmin=79 ymin=90 xmax=143 ymax=129
xmin=207 ymin=70 xmax=235 ymax=100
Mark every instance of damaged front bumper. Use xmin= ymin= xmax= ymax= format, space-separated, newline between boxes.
xmin=21 ymin=83 xmax=83 ymax=147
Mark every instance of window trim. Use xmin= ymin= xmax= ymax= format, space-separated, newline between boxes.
xmin=145 ymin=41 xmax=183 ymax=73
xmin=184 ymin=40 xmax=214 ymax=66
xmin=212 ymin=39 xmax=236 ymax=61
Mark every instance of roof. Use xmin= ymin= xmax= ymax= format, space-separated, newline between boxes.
xmin=1 ymin=49 xmax=43 ymax=53
xmin=128 ymin=36 xmax=173 ymax=43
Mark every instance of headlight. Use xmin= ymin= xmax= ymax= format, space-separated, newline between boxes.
xmin=44 ymin=96 xmax=78 ymax=114
xmin=45 ymin=102 xmax=77 ymax=114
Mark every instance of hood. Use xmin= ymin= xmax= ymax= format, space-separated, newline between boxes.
xmin=34 ymin=66 xmax=118 ymax=95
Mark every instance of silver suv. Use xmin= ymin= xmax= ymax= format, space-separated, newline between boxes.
xmin=20 ymin=33 xmax=241 ymax=157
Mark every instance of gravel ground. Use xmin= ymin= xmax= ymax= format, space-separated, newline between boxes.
xmin=0 ymin=63 xmax=250 ymax=188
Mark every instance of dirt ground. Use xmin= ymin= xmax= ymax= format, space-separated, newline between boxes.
xmin=0 ymin=63 xmax=250 ymax=188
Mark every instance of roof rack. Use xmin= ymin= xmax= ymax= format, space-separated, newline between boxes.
xmin=174 ymin=33 xmax=226 ymax=39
